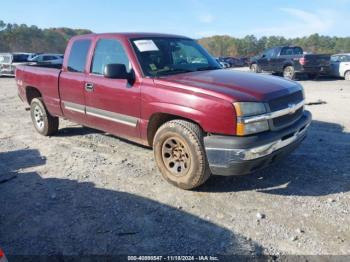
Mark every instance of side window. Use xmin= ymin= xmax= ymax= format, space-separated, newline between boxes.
xmin=266 ymin=48 xmax=275 ymax=58
xmin=331 ymin=56 xmax=339 ymax=62
xmin=91 ymin=39 xmax=131 ymax=75
xmin=293 ymin=47 xmax=303 ymax=55
xmin=339 ymin=55 xmax=348 ymax=62
xmin=281 ymin=47 xmax=293 ymax=56
xmin=67 ymin=39 xmax=91 ymax=73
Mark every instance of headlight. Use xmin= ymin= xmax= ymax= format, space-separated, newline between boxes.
xmin=233 ymin=102 xmax=269 ymax=136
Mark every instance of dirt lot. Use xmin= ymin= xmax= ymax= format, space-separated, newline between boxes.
xmin=0 ymin=70 xmax=349 ymax=256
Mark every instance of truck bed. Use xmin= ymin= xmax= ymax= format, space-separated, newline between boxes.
xmin=16 ymin=64 xmax=63 ymax=117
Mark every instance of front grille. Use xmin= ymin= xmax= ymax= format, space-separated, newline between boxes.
xmin=269 ymin=90 xmax=303 ymax=111
xmin=269 ymin=90 xmax=304 ymax=129
xmin=273 ymin=107 xmax=303 ymax=128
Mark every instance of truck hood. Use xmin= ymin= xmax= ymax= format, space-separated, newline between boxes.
xmin=154 ymin=69 xmax=301 ymax=102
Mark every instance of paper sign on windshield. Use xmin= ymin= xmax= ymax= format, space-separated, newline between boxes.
xmin=134 ymin=40 xmax=159 ymax=52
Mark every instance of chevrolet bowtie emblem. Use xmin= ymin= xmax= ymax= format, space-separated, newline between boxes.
xmin=288 ymin=103 xmax=297 ymax=114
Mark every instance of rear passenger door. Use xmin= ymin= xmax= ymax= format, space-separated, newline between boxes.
xmin=84 ymin=38 xmax=141 ymax=140
xmin=60 ymin=38 xmax=92 ymax=124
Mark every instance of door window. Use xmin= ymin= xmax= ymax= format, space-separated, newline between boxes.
xmin=339 ymin=55 xmax=350 ymax=62
xmin=293 ymin=47 xmax=303 ymax=55
xmin=331 ymin=56 xmax=339 ymax=62
xmin=281 ymin=47 xmax=293 ymax=56
xmin=67 ymin=39 xmax=91 ymax=73
xmin=91 ymin=39 xmax=131 ymax=75
xmin=266 ymin=49 xmax=275 ymax=58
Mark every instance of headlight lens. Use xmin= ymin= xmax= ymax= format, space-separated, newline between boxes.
xmin=234 ymin=102 xmax=266 ymax=116
xmin=233 ymin=102 xmax=269 ymax=136
xmin=241 ymin=121 xmax=269 ymax=135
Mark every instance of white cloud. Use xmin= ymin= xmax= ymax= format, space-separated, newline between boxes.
xmin=198 ymin=13 xmax=214 ymax=23
xmin=252 ymin=8 xmax=338 ymax=37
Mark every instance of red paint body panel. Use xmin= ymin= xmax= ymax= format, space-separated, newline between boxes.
xmin=15 ymin=33 xmax=303 ymax=146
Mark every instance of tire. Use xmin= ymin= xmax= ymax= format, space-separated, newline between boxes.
xmin=250 ymin=63 xmax=261 ymax=73
xmin=153 ymin=120 xmax=211 ymax=190
xmin=283 ymin=66 xmax=296 ymax=80
xmin=345 ymin=71 xmax=350 ymax=81
xmin=30 ymin=98 xmax=59 ymax=136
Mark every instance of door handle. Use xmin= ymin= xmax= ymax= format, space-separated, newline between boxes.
xmin=85 ymin=83 xmax=94 ymax=92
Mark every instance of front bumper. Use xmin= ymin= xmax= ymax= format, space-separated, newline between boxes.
xmin=0 ymin=64 xmax=15 ymax=76
xmin=204 ymin=110 xmax=312 ymax=176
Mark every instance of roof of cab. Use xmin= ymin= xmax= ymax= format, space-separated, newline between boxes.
xmin=71 ymin=32 xmax=191 ymax=40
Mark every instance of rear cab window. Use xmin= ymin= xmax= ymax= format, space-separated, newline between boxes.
xmin=67 ymin=39 xmax=91 ymax=72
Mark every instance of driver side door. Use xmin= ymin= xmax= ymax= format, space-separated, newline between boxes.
xmin=258 ymin=49 xmax=272 ymax=71
xmin=84 ymin=38 xmax=141 ymax=140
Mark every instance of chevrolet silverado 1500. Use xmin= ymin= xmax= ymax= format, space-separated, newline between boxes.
xmin=16 ymin=33 xmax=312 ymax=189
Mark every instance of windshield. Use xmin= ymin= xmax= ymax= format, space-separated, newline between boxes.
xmin=131 ymin=37 xmax=221 ymax=77
xmin=0 ymin=54 xmax=11 ymax=64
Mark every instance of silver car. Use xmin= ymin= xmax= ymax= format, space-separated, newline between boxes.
xmin=0 ymin=52 xmax=31 ymax=77
xmin=28 ymin=53 xmax=64 ymax=65
xmin=330 ymin=53 xmax=350 ymax=80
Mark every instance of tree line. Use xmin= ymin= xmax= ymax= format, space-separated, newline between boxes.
xmin=198 ymin=34 xmax=350 ymax=57
xmin=0 ymin=20 xmax=92 ymax=53
xmin=1 ymin=20 xmax=349 ymax=57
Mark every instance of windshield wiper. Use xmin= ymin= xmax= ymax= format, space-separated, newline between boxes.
xmin=159 ymin=68 xmax=194 ymax=76
xmin=196 ymin=66 xmax=221 ymax=71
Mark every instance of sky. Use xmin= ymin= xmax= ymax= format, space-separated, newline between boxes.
xmin=1 ymin=0 xmax=350 ymax=38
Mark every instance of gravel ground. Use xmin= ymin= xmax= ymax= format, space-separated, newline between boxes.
xmin=0 ymin=69 xmax=349 ymax=256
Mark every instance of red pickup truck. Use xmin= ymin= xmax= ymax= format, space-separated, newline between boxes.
xmin=16 ymin=33 xmax=311 ymax=189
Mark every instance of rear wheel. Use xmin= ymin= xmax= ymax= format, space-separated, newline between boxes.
xmin=345 ymin=71 xmax=350 ymax=81
xmin=250 ymin=63 xmax=261 ymax=73
xmin=153 ymin=120 xmax=211 ymax=190
xmin=283 ymin=66 xmax=296 ymax=80
xmin=30 ymin=98 xmax=59 ymax=136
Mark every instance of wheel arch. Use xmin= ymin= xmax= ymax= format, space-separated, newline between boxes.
xmin=147 ymin=112 xmax=204 ymax=147
xmin=25 ymin=86 xmax=42 ymax=105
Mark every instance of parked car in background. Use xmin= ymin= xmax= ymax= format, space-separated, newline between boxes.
xmin=29 ymin=54 xmax=64 ymax=65
xmin=221 ymin=57 xmax=245 ymax=67
xmin=0 ymin=52 xmax=32 ymax=76
xmin=249 ymin=46 xmax=330 ymax=80
xmin=27 ymin=53 xmax=42 ymax=61
xmin=240 ymin=57 xmax=250 ymax=66
xmin=16 ymin=32 xmax=311 ymax=190
xmin=215 ymin=58 xmax=230 ymax=68
xmin=330 ymin=53 xmax=350 ymax=80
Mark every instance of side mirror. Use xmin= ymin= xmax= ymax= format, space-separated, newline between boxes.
xmin=104 ymin=64 xmax=129 ymax=79
xmin=261 ymin=54 xmax=266 ymax=58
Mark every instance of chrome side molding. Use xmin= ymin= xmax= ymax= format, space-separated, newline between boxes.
xmin=62 ymin=101 xmax=138 ymax=127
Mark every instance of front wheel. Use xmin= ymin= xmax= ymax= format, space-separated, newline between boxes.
xmin=153 ymin=120 xmax=211 ymax=190
xmin=30 ymin=98 xmax=59 ymax=136
xmin=283 ymin=66 xmax=296 ymax=80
